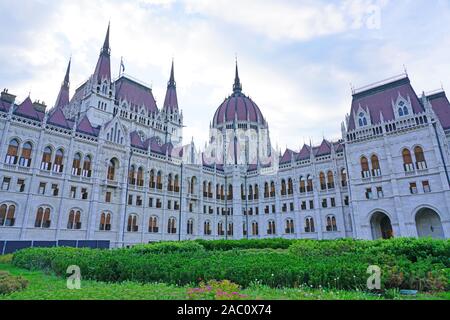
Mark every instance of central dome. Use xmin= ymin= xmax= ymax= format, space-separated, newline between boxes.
xmin=212 ymin=63 xmax=266 ymax=128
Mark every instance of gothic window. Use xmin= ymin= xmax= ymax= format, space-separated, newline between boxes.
xmin=168 ymin=217 xmax=177 ymax=234
xmin=371 ymin=155 xmax=381 ymax=176
xmin=53 ymin=149 xmax=64 ymax=173
xmin=217 ymin=222 xmax=224 ymax=236
xmin=0 ymin=204 xmax=15 ymax=227
xmin=204 ymin=220 xmax=211 ymax=235
xmin=319 ymin=172 xmax=326 ymax=190
xmin=414 ymin=146 xmax=427 ymax=170
xmin=402 ymin=148 xmax=414 ymax=172
xmin=67 ymin=210 xmax=81 ymax=230
xmin=137 ymin=167 xmax=144 ymax=187
xmin=288 ymin=178 xmax=293 ymax=195
xmin=19 ymin=142 xmax=33 ymax=167
xmin=35 ymin=207 xmax=51 ymax=228
xmin=82 ymin=155 xmax=92 ymax=177
xmin=99 ymin=212 xmax=112 ymax=231
xmin=72 ymin=153 xmax=82 ymax=176
xmin=326 ymin=215 xmax=338 ymax=232
xmin=358 ymin=112 xmax=368 ymax=127
xmin=187 ymin=219 xmax=194 ymax=235
xmin=361 ymin=157 xmax=370 ymax=178
xmin=252 ymin=221 xmax=259 ymax=236
xmin=149 ymin=216 xmax=159 ymax=233
xmin=254 ymin=184 xmax=259 ymax=199
xmin=341 ymin=169 xmax=347 ymax=187
xmin=327 ymin=171 xmax=334 ymax=189
xmin=307 ymin=175 xmax=313 ymax=192
xmin=227 ymin=222 xmax=233 ymax=236
xmin=305 ymin=217 xmax=315 ymax=233
xmin=264 ymin=182 xmax=269 ymax=198
xmin=5 ymin=139 xmax=19 ymax=165
xmin=149 ymin=170 xmax=155 ymax=188
xmin=267 ymin=220 xmax=276 ymax=235
xmin=127 ymin=214 xmax=139 ymax=232
xmin=285 ymin=219 xmax=295 ymax=234
xmin=281 ymin=179 xmax=287 ymax=196
xmin=157 ymin=171 xmax=163 ymax=189
xmin=107 ymin=158 xmax=118 ymax=181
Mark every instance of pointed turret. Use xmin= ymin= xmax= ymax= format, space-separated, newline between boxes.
xmin=233 ymin=59 xmax=242 ymax=94
xmin=93 ymin=23 xmax=111 ymax=83
xmin=163 ymin=60 xmax=178 ymax=113
xmin=54 ymin=59 xmax=71 ymax=110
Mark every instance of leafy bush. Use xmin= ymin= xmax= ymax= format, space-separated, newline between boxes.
xmin=187 ymin=280 xmax=247 ymax=300
xmin=0 ymin=271 xmax=28 ymax=295
xmin=129 ymin=241 xmax=205 ymax=255
xmin=0 ymin=254 xmax=13 ymax=264
xmin=195 ymin=238 xmax=295 ymax=251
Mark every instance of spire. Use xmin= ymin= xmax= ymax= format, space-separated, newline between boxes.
xmin=93 ymin=23 xmax=112 ymax=83
xmin=233 ymin=58 xmax=242 ymax=94
xmin=54 ymin=58 xmax=71 ymax=109
xmin=163 ymin=60 xmax=178 ymax=113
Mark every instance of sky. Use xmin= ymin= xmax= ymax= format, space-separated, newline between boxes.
xmin=1 ymin=0 xmax=450 ymax=151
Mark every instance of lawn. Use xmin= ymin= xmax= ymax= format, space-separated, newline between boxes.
xmin=1 ymin=263 xmax=448 ymax=300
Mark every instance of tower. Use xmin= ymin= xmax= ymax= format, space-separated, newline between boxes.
xmin=162 ymin=60 xmax=183 ymax=146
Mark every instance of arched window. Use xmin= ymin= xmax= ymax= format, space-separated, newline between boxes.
xmin=326 ymin=215 xmax=337 ymax=232
xmin=228 ymin=184 xmax=233 ymax=200
xmin=187 ymin=219 xmax=194 ymax=235
xmin=208 ymin=182 xmax=212 ymax=198
xmin=305 ymin=217 xmax=315 ymax=233
xmin=137 ymin=167 xmax=144 ymax=187
xmin=288 ymin=178 xmax=293 ymax=195
xmin=217 ymin=222 xmax=224 ymax=236
xmin=319 ymin=172 xmax=326 ymax=190
xmin=285 ymin=219 xmax=295 ymax=234
xmin=99 ymin=212 xmax=112 ymax=231
xmin=67 ymin=210 xmax=81 ymax=230
xmin=248 ymin=185 xmax=253 ymax=200
xmin=270 ymin=181 xmax=275 ymax=197
xmin=414 ymin=146 xmax=427 ymax=170
xmin=127 ymin=214 xmax=138 ymax=232
xmin=403 ymin=106 xmax=409 ymax=116
xmin=254 ymin=184 xmax=259 ymax=200
xmin=227 ymin=222 xmax=233 ymax=236
xmin=240 ymin=184 xmax=245 ymax=200
xmin=82 ymin=155 xmax=92 ymax=177
xmin=19 ymin=142 xmax=33 ymax=167
xmin=327 ymin=171 xmax=334 ymax=189
xmin=299 ymin=176 xmax=306 ymax=193
xmin=107 ymin=158 xmax=118 ymax=180
xmin=149 ymin=216 xmax=159 ymax=233
xmin=0 ymin=204 xmax=16 ymax=227
xmin=264 ymin=182 xmax=269 ymax=198
xmin=157 ymin=171 xmax=163 ymax=189
xmin=189 ymin=177 xmax=197 ymax=194
xmin=371 ymin=155 xmax=381 ymax=176
xmin=341 ymin=169 xmax=347 ymax=187
xmin=149 ymin=170 xmax=155 ymax=188
xmin=281 ymin=179 xmax=287 ymax=196
xmin=307 ymin=175 xmax=313 ymax=192
xmin=53 ymin=149 xmax=64 ymax=173
xmin=174 ymin=175 xmax=180 ymax=192
xmin=41 ymin=147 xmax=52 ymax=171
xmin=204 ymin=220 xmax=211 ymax=235
xmin=72 ymin=153 xmax=82 ymax=176
xmin=203 ymin=181 xmax=208 ymax=197
xmin=267 ymin=220 xmax=276 ymax=235
xmin=35 ymin=207 xmax=51 ymax=228
xmin=5 ymin=139 xmax=19 ymax=165
xmin=128 ymin=165 xmax=136 ymax=185
xmin=252 ymin=221 xmax=259 ymax=236
xmin=168 ymin=217 xmax=177 ymax=234
xmin=358 ymin=112 xmax=368 ymax=127
xmin=361 ymin=156 xmax=370 ymax=178
xmin=220 ymin=185 xmax=224 ymax=200
xmin=402 ymin=148 xmax=414 ymax=172
xmin=398 ymin=107 xmax=404 ymax=116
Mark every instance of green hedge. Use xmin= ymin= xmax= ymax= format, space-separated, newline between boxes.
xmin=129 ymin=241 xmax=205 ymax=255
xmin=194 ymin=238 xmax=295 ymax=251
xmin=12 ymin=238 xmax=450 ymax=292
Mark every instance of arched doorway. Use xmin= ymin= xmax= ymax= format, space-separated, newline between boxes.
xmin=370 ymin=212 xmax=394 ymax=240
xmin=415 ymin=208 xmax=444 ymax=239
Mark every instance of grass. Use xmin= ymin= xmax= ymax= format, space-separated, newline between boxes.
xmin=1 ymin=263 xmax=448 ymax=300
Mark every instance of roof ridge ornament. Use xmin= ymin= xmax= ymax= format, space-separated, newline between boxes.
xmin=233 ymin=58 xmax=242 ymax=94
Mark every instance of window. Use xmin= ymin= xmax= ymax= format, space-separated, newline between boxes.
xmin=365 ymin=188 xmax=373 ymax=199
xmin=35 ymin=207 xmax=51 ymax=228
xmin=217 ymin=222 xmax=224 ymax=236
xmin=5 ymin=139 xmax=19 ymax=165
xmin=39 ymin=182 xmax=47 ymax=195
xmin=81 ymin=188 xmax=88 ymax=200
xmin=128 ymin=195 xmax=133 ymax=205
xmin=305 ymin=217 xmax=315 ymax=233
xmin=319 ymin=172 xmax=326 ymax=190
xmin=67 ymin=210 xmax=81 ymax=230
xmin=270 ymin=182 xmax=275 ymax=197
xmin=290 ymin=202 xmax=294 ymax=211
xmin=285 ymin=219 xmax=295 ymax=234
xmin=204 ymin=221 xmax=211 ymax=235
xmin=361 ymin=157 xmax=370 ymax=178
xmin=358 ymin=112 xmax=368 ymax=127
xmin=168 ymin=217 xmax=177 ymax=234
xmin=107 ymin=158 xmax=118 ymax=180
xmin=149 ymin=216 xmax=159 ymax=233
xmin=41 ymin=147 xmax=52 ymax=171
xmin=264 ymin=182 xmax=269 ymax=198
xmin=72 ymin=153 xmax=81 ymax=175
xmin=127 ymin=214 xmax=138 ymax=232
xmin=322 ymin=199 xmax=327 ymax=208
xmin=371 ymin=155 xmax=381 ymax=176
xmin=156 ymin=199 xmax=162 ymax=209
xmin=341 ymin=169 xmax=347 ymax=187
xmin=137 ymin=167 xmax=144 ymax=187
xmin=99 ymin=212 xmax=111 ymax=231
xmin=19 ymin=142 xmax=32 ymax=167
xmin=2 ymin=177 xmax=11 ymax=191
xmin=330 ymin=198 xmax=336 ymax=207
xmin=301 ymin=201 xmax=307 ymax=210
xmin=327 ymin=171 xmax=335 ymax=189
xmin=0 ymin=204 xmax=16 ymax=227
xmin=326 ymin=215 xmax=338 ymax=232
xmin=82 ymin=155 xmax=92 ymax=177
xmin=157 ymin=171 xmax=163 ymax=190
xmin=105 ymin=192 xmax=112 ymax=203
xmin=136 ymin=196 xmax=143 ymax=207
xmin=377 ymin=186 xmax=384 ymax=198
xmin=149 ymin=170 xmax=155 ymax=188
xmin=288 ymin=178 xmax=293 ymax=195
xmin=307 ymin=175 xmax=313 ymax=192
xmin=17 ymin=179 xmax=25 ymax=192
xmin=402 ymin=149 xmax=414 ymax=172
xmin=267 ymin=220 xmax=276 ymax=235
xmin=410 ymin=182 xmax=418 ymax=194
xmin=227 ymin=222 xmax=233 ymax=236
xmin=252 ymin=222 xmax=259 ymax=236
xmin=299 ymin=177 xmax=306 ymax=193
xmin=128 ymin=165 xmax=136 ymax=185
xmin=344 ymin=196 xmax=349 ymax=206
xmin=70 ymin=186 xmax=77 ymax=199
xmin=422 ymin=181 xmax=431 ymax=193
xmin=53 ymin=149 xmax=64 ymax=173
xmin=309 ymin=200 xmax=314 ymax=210
xmin=414 ymin=146 xmax=427 ymax=170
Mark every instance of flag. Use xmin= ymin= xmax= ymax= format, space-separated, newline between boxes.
xmin=120 ymin=57 xmax=125 ymax=74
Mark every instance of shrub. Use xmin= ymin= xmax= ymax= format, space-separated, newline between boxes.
xmin=0 ymin=254 xmax=13 ymax=264
xmin=129 ymin=241 xmax=205 ymax=255
xmin=0 ymin=271 xmax=28 ymax=295
xmin=187 ymin=280 xmax=247 ymax=300
xmin=195 ymin=238 xmax=295 ymax=251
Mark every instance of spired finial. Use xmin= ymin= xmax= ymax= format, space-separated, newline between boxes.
xmin=101 ymin=22 xmax=111 ymax=54
xmin=233 ymin=57 xmax=242 ymax=94
xmin=168 ymin=59 xmax=176 ymax=88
